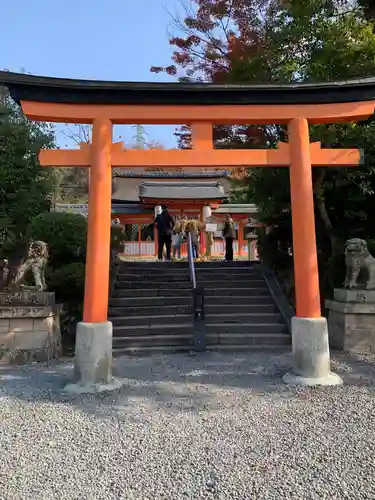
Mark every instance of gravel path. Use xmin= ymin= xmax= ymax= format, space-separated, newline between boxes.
xmin=1 ymin=351 xmax=375 ymax=500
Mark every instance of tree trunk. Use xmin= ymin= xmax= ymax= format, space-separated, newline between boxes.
xmin=313 ymin=169 xmax=337 ymax=253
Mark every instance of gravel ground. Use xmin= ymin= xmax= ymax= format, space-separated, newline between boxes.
xmin=1 ymin=351 xmax=375 ymax=500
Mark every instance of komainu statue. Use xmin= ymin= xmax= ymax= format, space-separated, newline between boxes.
xmin=2 ymin=241 xmax=49 ymax=292
xmin=343 ymin=238 xmax=375 ymax=290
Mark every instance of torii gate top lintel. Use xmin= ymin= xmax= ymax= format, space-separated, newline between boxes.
xmin=1 ymin=70 xmax=375 ymax=124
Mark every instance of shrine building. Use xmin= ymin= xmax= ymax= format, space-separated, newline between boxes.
xmin=55 ymin=168 xmax=260 ymax=259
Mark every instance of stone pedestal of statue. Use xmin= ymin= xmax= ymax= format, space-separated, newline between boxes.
xmin=326 ymin=288 xmax=375 ymax=354
xmin=0 ymin=290 xmax=62 ymax=364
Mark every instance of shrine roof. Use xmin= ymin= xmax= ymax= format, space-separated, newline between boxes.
xmin=2 ymin=71 xmax=375 ymax=105
xmin=213 ymin=204 xmax=258 ymax=214
xmin=139 ymin=181 xmax=227 ymax=201
xmin=111 ymin=203 xmax=153 ymax=215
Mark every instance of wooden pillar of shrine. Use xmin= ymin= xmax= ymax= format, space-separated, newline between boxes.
xmin=199 ymin=206 xmax=206 ymax=257
xmin=238 ymin=222 xmax=244 ymax=257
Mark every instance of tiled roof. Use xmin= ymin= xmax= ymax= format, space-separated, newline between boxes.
xmin=139 ymin=181 xmax=227 ymax=200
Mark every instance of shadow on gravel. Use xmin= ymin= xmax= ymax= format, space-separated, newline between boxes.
xmin=332 ymin=351 xmax=375 ymax=386
xmin=1 ymin=350 xmax=375 ymax=422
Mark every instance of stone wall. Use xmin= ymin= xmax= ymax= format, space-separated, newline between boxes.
xmin=0 ymin=292 xmax=62 ymax=365
xmin=326 ymin=289 xmax=375 ymax=354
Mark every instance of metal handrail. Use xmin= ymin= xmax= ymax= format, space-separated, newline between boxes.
xmin=186 ymin=232 xmax=206 ymax=351
xmin=187 ymin=232 xmax=196 ymax=289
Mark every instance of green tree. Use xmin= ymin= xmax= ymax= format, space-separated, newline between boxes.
xmin=153 ymin=0 xmax=375 ymax=304
xmin=0 ymin=86 xmax=56 ymax=254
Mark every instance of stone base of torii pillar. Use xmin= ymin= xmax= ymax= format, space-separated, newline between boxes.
xmin=283 ymin=317 xmax=342 ymax=386
xmin=64 ymin=321 xmax=122 ymax=394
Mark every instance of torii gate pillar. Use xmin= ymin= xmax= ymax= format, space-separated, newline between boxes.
xmin=66 ymin=118 xmax=121 ymax=393
xmin=284 ymin=118 xmax=342 ymax=386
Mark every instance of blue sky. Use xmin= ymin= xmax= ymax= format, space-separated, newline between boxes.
xmin=1 ymin=0 xmax=183 ymax=147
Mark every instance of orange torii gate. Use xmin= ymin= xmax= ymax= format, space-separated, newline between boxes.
xmin=39 ymin=136 xmax=360 ymax=324
xmin=1 ymin=71 xmax=373 ymax=391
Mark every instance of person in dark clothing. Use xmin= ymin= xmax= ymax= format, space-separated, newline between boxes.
xmin=223 ymin=215 xmax=235 ymax=261
xmin=154 ymin=205 xmax=174 ymax=261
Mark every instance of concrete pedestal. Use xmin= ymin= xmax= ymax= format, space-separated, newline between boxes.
xmin=64 ymin=321 xmax=122 ymax=394
xmin=283 ymin=316 xmax=342 ymax=386
xmin=326 ymin=288 xmax=375 ymax=354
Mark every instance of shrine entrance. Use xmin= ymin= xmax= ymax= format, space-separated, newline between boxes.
xmin=111 ymin=203 xmax=259 ymax=260
xmin=1 ymin=70 xmax=371 ymax=390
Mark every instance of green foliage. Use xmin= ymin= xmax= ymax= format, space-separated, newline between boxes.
xmin=156 ymin=0 xmax=375 ymax=304
xmin=0 ymin=86 xmax=56 ymax=254
xmin=27 ymin=211 xmax=87 ymax=351
xmin=27 ymin=212 xmax=87 ymax=266
xmin=59 ymin=302 xmax=83 ymax=354
xmin=47 ymin=262 xmax=85 ymax=352
xmin=46 ymin=262 xmax=85 ymax=303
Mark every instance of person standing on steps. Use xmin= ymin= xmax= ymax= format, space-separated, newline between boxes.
xmin=172 ymin=221 xmax=183 ymax=260
xmin=223 ymin=215 xmax=236 ymax=261
xmin=154 ymin=205 xmax=174 ymax=261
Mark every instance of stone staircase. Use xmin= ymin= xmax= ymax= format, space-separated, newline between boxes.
xmin=108 ymin=261 xmax=292 ymax=354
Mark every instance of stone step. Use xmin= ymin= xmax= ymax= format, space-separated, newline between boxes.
xmin=113 ymin=323 xmax=193 ymax=337
xmin=206 ymin=333 xmax=290 ymax=346
xmin=113 ymin=334 xmax=193 ymax=348
xmin=113 ymin=344 xmax=289 ymax=356
xmin=206 ymin=304 xmax=279 ymax=314
xmin=108 ymin=303 xmax=279 ymax=317
xmin=113 ymin=288 xmax=192 ymax=298
xmin=206 ymin=312 xmax=284 ymax=324
xmin=115 ymin=279 xmax=268 ymax=290
xmin=110 ymin=314 xmax=192 ymax=327
xmin=112 ymin=346 xmax=190 ymax=356
xmin=204 ymin=296 xmax=276 ymax=305
xmin=109 ymin=296 xmax=192 ymax=308
xmin=112 ymin=332 xmax=290 ymax=349
xmin=116 ymin=280 xmax=192 ymax=290
xmin=115 ymin=280 xmax=266 ymax=291
xmin=109 ymin=295 xmax=274 ymax=308
xmin=110 ymin=312 xmax=283 ymax=327
xmin=112 ymin=287 xmax=271 ymax=298
xmin=116 ymin=273 xmax=263 ymax=283
xmin=206 ymin=344 xmax=290 ymax=352
xmin=119 ymin=262 xmax=260 ymax=270
xmin=112 ymin=322 xmax=286 ymax=338
xmin=117 ymin=268 xmax=262 ymax=276
xmin=109 ymin=304 xmax=192 ymax=317
xmin=205 ymin=323 xmax=287 ymax=335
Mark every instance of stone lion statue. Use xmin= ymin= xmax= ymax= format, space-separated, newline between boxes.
xmin=4 ymin=241 xmax=49 ymax=292
xmin=343 ymin=238 xmax=375 ymax=290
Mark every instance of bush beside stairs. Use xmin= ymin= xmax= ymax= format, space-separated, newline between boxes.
xmin=108 ymin=261 xmax=291 ymax=354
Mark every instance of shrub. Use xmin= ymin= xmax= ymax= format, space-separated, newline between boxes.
xmin=27 ymin=212 xmax=87 ymax=266
xmin=59 ymin=302 xmax=83 ymax=354
xmin=47 ymin=262 xmax=85 ymax=303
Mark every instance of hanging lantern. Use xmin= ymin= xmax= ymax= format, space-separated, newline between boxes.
xmin=202 ymin=205 xmax=212 ymax=220
xmin=155 ymin=205 xmax=162 ymax=217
